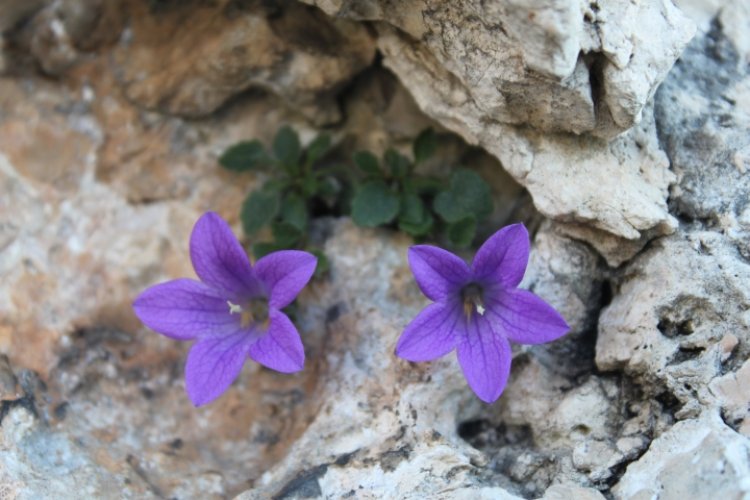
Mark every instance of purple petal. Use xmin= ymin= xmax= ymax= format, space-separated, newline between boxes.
xmin=396 ymin=302 xmax=463 ymax=362
xmin=485 ymin=288 xmax=570 ymax=345
xmin=471 ymin=223 xmax=530 ymax=288
xmin=190 ymin=212 xmax=263 ymax=298
xmin=408 ymin=246 xmax=471 ymax=301
xmin=456 ymin=317 xmax=512 ymax=403
xmin=133 ymin=279 xmax=236 ymax=340
xmin=185 ymin=330 xmax=251 ymax=406
xmin=249 ymin=309 xmax=305 ymax=373
xmin=254 ymin=250 xmax=317 ymax=309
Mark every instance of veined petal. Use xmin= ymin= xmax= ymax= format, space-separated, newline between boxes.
xmin=471 ymin=223 xmax=530 ymax=288
xmin=133 ymin=279 xmax=237 ymax=340
xmin=396 ymin=302 xmax=463 ymax=362
xmin=457 ymin=316 xmax=512 ymax=403
xmin=254 ymin=250 xmax=317 ymax=309
xmin=190 ymin=212 xmax=263 ymax=299
xmin=485 ymin=288 xmax=570 ymax=345
xmin=408 ymin=245 xmax=470 ymax=301
xmin=249 ymin=310 xmax=305 ymax=373
xmin=185 ymin=330 xmax=252 ymax=406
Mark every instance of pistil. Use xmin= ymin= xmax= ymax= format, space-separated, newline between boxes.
xmin=227 ymin=298 xmax=269 ymax=328
xmin=460 ymin=283 xmax=485 ymax=320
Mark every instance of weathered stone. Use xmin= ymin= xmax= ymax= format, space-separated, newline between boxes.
xmin=2 ymin=0 xmax=750 ymax=497
xmin=613 ymin=415 xmax=750 ymax=500
xmin=299 ymin=0 xmax=694 ymax=252
xmin=116 ymin=0 xmax=375 ymax=125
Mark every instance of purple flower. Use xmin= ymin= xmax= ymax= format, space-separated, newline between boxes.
xmin=133 ymin=212 xmax=316 ymax=407
xmin=395 ymin=224 xmax=569 ymax=403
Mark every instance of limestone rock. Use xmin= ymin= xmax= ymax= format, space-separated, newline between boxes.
xmin=299 ymin=0 xmax=694 ymax=253
xmin=613 ymin=415 xmax=750 ymax=500
xmin=116 ymin=0 xmax=375 ymax=124
xmin=596 ymin=230 xmax=750 ymax=420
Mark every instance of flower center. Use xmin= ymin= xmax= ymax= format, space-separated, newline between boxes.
xmin=460 ymin=283 xmax=485 ymax=319
xmin=227 ymin=298 xmax=269 ymax=328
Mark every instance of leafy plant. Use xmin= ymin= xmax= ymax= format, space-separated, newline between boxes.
xmin=219 ymin=126 xmax=340 ymax=275
xmin=219 ymin=126 xmax=495 ymax=280
xmin=350 ymin=129 xmax=493 ymax=248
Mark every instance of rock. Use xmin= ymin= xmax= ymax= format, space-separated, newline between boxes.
xmin=654 ymin=18 xmax=750 ymax=259
xmin=2 ymin=0 xmax=750 ymax=498
xmin=613 ymin=414 xmax=750 ymax=500
xmin=597 ymin=230 xmax=750 ymax=420
xmin=115 ymin=0 xmax=375 ymax=124
xmin=300 ymin=0 xmax=694 ymax=253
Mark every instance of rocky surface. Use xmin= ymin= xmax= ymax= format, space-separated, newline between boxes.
xmin=303 ymin=0 xmax=695 ymax=261
xmin=1 ymin=0 xmax=749 ymax=499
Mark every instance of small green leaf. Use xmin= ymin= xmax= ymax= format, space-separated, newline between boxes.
xmin=305 ymin=133 xmax=332 ymax=165
xmin=433 ymin=169 xmax=493 ymax=223
xmin=447 ymin=216 xmax=477 ymax=248
xmin=399 ymin=210 xmax=434 ymax=237
xmin=353 ymin=151 xmax=381 ymax=176
xmin=280 ymin=193 xmax=307 ymax=231
xmin=271 ymin=221 xmax=303 ymax=247
xmin=413 ymin=128 xmax=437 ymax=164
xmin=351 ymin=181 xmax=400 ymax=227
xmin=252 ymin=241 xmax=282 ymax=260
xmin=241 ymin=188 xmax=280 ymax=235
xmin=309 ymin=248 xmax=330 ymax=277
xmin=301 ymin=176 xmax=319 ymax=197
xmin=219 ymin=140 xmax=270 ymax=171
xmin=384 ymin=149 xmax=411 ymax=178
xmin=399 ymin=193 xmax=426 ymax=224
xmin=273 ymin=126 xmax=301 ymax=169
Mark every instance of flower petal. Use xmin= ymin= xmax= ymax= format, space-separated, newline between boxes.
xmin=132 ymin=279 xmax=236 ymax=340
xmin=471 ymin=223 xmax=530 ymax=288
xmin=190 ymin=212 xmax=263 ymax=298
xmin=184 ymin=331 xmax=251 ymax=406
xmin=408 ymin=245 xmax=471 ymax=302
xmin=396 ymin=302 xmax=463 ymax=362
xmin=254 ymin=250 xmax=317 ymax=309
xmin=485 ymin=288 xmax=570 ymax=345
xmin=248 ymin=310 xmax=305 ymax=373
xmin=456 ymin=316 xmax=512 ymax=403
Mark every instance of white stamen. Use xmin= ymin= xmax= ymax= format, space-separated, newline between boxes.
xmin=227 ymin=301 xmax=243 ymax=314
xmin=476 ymin=304 xmax=486 ymax=316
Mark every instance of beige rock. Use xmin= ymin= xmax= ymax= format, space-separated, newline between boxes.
xmin=613 ymin=415 xmax=750 ymax=500
xmin=116 ymin=0 xmax=375 ymax=124
xmin=597 ymin=230 xmax=750 ymax=420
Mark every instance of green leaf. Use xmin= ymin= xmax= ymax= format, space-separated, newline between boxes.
xmin=218 ymin=140 xmax=270 ymax=172
xmin=301 ymin=176 xmax=319 ymax=197
xmin=399 ymin=210 xmax=434 ymax=237
xmin=353 ymin=151 xmax=381 ymax=176
xmin=447 ymin=216 xmax=477 ymax=248
xmin=384 ymin=149 xmax=411 ymax=178
xmin=273 ymin=126 xmax=301 ymax=169
xmin=271 ymin=221 xmax=303 ymax=247
xmin=252 ymin=241 xmax=282 ymax=260
xmin=241 ymin=188 xmax=280 ymax=235
xmin=309 ymin=248 xmax=330 ymax=277
xmin=399 ymin=193 xmax=426 ymax=224
xmin=280 ymin=193 xmax=308 ymax=231
xmin=413 ymin=128 xmax=437 ymax=164
xmin=305 ymin=133 xmax=332 ymax=165
xmin=351 ymin=181 xmax=400 ymax=227
xmin=433 ymin=169 xmax=493 ymax=223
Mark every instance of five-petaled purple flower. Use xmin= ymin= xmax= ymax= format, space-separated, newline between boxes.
xmin=133 ymin=212 xmax=316 ymax=406
xmin=395 ymin=224 xmax=569 ymax=403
